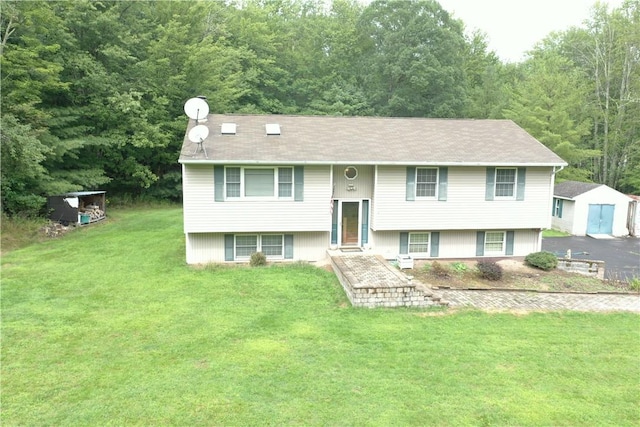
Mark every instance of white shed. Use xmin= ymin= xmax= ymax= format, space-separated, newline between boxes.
xmin=551 ymin=181 xmax=633 ymax=237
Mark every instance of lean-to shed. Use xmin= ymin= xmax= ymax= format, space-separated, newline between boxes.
xmin=47 ymin=191 xmax=106 ymax=226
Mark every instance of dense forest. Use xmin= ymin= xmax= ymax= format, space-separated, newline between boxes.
xmin=1 ymin=0 xmax=639 ymax=216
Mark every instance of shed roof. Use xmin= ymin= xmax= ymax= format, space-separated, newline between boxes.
xmin=554 ymin=181 xmax=603 ymax=199
xmin=178 ymin=115 xmax=567 ymax=166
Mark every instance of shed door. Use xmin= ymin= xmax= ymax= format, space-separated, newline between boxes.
xmin=587 ymin=204 xmax=614 ymax=234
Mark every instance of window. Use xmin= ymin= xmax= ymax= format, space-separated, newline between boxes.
xmin=226 ymin=168 xmax=241 ymax=197
xmin=484 ymin=231 xmax=505 ymax=254
xmin=553 ymin=198 xmax=563 ymax=218
xmin=235 ymin=235 xmax=258 ymax=258
xmin=416 ymin=168 xmax=438 ymax=198
xmin=278 ymin=168 xmax=293 ymax=197
xmin=261 ymin=235 xmax=283 ymax=257
xmin=344 ymin=166 xmax=358 ymax=180
xmin=495 ymin=168 xmax=516 ymax=198
xmin=409 ymin=233 xmax=430 ymax=254
xmin=225 ymin=167 xmax=294 ymax=199
xmin=234 ymin=234 xmax=283 ymax=259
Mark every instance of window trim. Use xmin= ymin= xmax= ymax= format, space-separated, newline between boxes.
xmin=408 ymin=232 xmax=430 ymax=255
xmin=225 ymin=166 xmax=294 ymax=200
xmin=494 ymin=168 xmax=517 ymax=199
xmin=484 ymin=231 xmax=506 ymax=255
xmin=234 ymin=234 xmax=284 ymax=260
xmin=415 ymin=167 xmax=439 ymax=199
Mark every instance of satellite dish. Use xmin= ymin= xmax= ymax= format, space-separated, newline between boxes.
xmin=188 ymin=124 xmax=209 ymax=143
xmin=188 ymin=124 xmax=209 ymax=159
xmin=183 ymin=97 xmax=209 ymax=121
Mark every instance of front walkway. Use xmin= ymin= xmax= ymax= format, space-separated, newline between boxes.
xmin=432 ymin=289 xmax=640 ymax=313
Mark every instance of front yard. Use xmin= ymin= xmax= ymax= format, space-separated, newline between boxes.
xmin=2 ymin=207 xmax=639 ymax=425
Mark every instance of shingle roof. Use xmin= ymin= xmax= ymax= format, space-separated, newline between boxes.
xmin=554 ymin=181 xmax=602 ymax=199
xmin=179 ymin=115 xmax=567 ymax=166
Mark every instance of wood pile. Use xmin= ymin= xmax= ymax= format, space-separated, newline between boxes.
xmin=82 ymin=205 xmax=105 ymax=221
xmin=40 ymin=221 xmax=71 ymax=237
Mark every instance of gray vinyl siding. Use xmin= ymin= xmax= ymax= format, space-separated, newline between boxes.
xmin=371 ymin=229 xmax=541 ymax=260
xmin=332 ymin=165 xmax=374 ymax=199
xmin=372 ymin=166 xmax=554 ymax=231
xmin=185 ymin=231 xmax=330 ymax=264
xmin=183 ymin=164 xmax=331 ymax=233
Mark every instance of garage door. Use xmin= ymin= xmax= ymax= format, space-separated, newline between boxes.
xmin=587 ymin=204 xmax=614 ymax=234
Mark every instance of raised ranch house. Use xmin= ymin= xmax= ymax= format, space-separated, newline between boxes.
xmin=179 ymin=115 xmax=567 ymax=264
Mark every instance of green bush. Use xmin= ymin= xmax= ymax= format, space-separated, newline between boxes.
xmin=476 ymin=260 xmax=503 ymax=281
xmin=525 ymin=251 xmax=558 ymax=271
xmin=250 ymin=252 xmax=267 ymax=267
xmin=451 ymin=261 xmax=469 ymax=273
xmin=629 ymin=277 xmax=640 ymax=292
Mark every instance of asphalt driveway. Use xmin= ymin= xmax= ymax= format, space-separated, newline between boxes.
xmin=542 ymin=236 xmax=640 ymax=281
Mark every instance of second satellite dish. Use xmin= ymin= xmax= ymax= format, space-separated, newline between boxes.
xmin=188 ymin=125 xmax=209 ymax=143
xmin=184 ymin=97 xmax=209 ymax=121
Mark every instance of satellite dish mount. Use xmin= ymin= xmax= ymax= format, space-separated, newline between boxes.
xmin=184 ymin=96 xmax=210 ymax=158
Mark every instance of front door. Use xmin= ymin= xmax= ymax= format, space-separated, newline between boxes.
xmin=341 ymin=201 xmax=360 ymax=246
xmin=587 ymin=204 xmax=615 ymax=234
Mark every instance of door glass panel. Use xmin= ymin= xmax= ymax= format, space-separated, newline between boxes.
xmin=342 ymin=202 xmax=359 ymax=245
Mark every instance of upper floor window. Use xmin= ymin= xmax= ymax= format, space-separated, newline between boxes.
xmin=495 ymin=168 xmax=516 ymax=198
xmin=225 ymin=167 xmax=293 ymax=199
xmin=416 ymin=168 xmax=438 ymax=198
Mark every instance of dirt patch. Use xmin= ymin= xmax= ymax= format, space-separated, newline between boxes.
xmin=408 ymin=259 xmax=635 ymax=294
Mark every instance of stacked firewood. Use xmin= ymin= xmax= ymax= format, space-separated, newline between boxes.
xmin=40 ymin=221 xmax=71 ymax=237
xmin=82 ymin=205 xmax=105 ymax=221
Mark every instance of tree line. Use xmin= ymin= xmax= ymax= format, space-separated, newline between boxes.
xmin=1 ymin=0 xmax=638 ymax=216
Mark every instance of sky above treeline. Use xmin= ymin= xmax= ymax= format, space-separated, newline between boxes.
xmin=436 ymin=0 xmax=625 ymax=62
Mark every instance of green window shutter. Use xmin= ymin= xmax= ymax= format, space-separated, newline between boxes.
xmin=558 ymin=199 xmax=563 ymax=218
xmin=485 ymin=168 xmax=495 ymax=201
xmin=399 ymin=232 xmax=409 ymax=254
xmin=406 ymin=167 xmax=416 ymax=201
xmin=294 ymin=166 xmax=304 ymax=201
xmin=284 ymin=234 xmax=294 ymax=259
xmin=224 ymin=234 xmax=234 ymax=261
xmin=430 ymin=231 xmax=440 ymax=257
xmin=506 ymin=231 xmax=515 ymax=255
xmin=516 ymin=167 xmax=526 ymax=201
xmin=361 ymin=200 xmax=369 ymax=244
xmin=331 ymin=201 xmax=338 ymax=245
xmin=552 ymin=198 xmax=557 ymax=216
xmin=476 ymin=231 xmax=485 ymax=256
xmin=214 ymin=166 xmax=225 ymax=202
xmin=438 ymin=167 xmax=448 ymax=201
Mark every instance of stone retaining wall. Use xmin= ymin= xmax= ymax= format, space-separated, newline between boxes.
xmin=557 ymin=258 xmax=605 ymax=279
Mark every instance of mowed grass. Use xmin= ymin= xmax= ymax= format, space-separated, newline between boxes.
xmin=2 ymin=207 xmax=639 ymax=426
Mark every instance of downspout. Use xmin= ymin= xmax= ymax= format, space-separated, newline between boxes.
xmin=540 ymin=165 xmax=566 ymax=249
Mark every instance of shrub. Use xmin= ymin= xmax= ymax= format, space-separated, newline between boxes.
xmin=629 ymin=277 xmax=640 ymax=292
xmin=525 ymin=251 xmax=558 ymax=271
xmin=451 ymin=261 xmax=469 ymax=273
xmin=250 ymin=252 xmax=267 ymax=267
xmin=476 ymin=260 xmax=503 ymax=281
xmin=430 ymin=261 xmax=450 ymax=278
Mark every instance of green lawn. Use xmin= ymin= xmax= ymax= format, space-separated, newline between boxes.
xmin=2 ymin=207 xmax=639 ymax=426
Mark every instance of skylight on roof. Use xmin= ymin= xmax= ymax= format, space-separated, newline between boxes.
xmin=265 ymin=123 xmax=281 ymax=135
xmin=221 ymin=123 xmax=236 ymax=135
